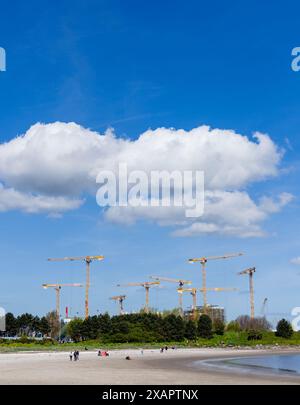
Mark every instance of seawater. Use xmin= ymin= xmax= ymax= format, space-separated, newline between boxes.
xmin=226 ymin=354 xmax=300 ymax=375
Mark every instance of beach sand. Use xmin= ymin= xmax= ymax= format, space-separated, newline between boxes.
xmin=0 ymin=348 xmax=300 ymax=385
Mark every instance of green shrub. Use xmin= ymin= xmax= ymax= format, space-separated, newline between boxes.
xmin=276 ymin=319 xmax=293 ymax=339
xmin=39 ymin=338 xmax=54 ymax=345
xmin=247 ymin=329 xmax=263 ymax=341
xmin=13 ymin=335 xmax=36 ymax=344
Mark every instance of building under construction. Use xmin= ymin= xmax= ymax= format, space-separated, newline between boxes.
xmin=184 ymin=305 xmax=225 ymax=323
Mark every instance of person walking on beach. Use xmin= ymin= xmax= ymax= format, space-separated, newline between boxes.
xmin=69 ymin=352 xmax=73 ymax=361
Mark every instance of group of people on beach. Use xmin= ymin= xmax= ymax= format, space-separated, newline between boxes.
xmin=98 ymin=350 xmax=109 ymax=357
xmin=160 ymin=345 xmax=176 ymax=353
xmin=69 ymin=350 xmax=80 ymax=361
xmin=68 ymin=346 xmax=178 ymax=361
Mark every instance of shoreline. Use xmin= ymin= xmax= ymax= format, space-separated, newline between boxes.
xmin=0 ymin=347 xmax=299 ymax=384
xmin=138 ymin=348 xmax=300 ymax=385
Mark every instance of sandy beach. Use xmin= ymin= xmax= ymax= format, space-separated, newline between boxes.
xmin=0 ymin=348 xmax=299 ymax=385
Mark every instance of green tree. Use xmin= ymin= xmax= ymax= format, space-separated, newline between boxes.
xmin=5 ymin=313 xmax=18 ymax=335
xmin=161 ymin=308 xmax=183 ymax=317
xmin=213 ymin=319 xmax=225 ymax=335
xmin=163 ymin=314 xmax=185 ymax=341
xmin=98 ymin=313 xmax=111 ymax=335
xmin=111 ymin=319 xmax=130 ymax=335
xmin=39 ymin=316 xmax=51 ymax=336
xmin=184 ymin=320 xmax=197 ymax=340
xmin=80 ymin=317 xmax=94 ymax=340
xmin=32 ymin=316 xmax=42 ymax=334
xmin=17 ymin=313 xmax=35 ymax=335
xmin=67 ymin=318 xmax=84 ymax=342
xmin=276 ymin=319 xmax=293 ymax=339
xmin=198 ymin=314 xmax=213 ymax=339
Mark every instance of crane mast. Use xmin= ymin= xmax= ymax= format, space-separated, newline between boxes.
xmin=188 ymin=253 xmax=243 ymax=311
xmin=238 ymin=267 xmax=256 ymax=319
xmin=150 ymin=276 xmax=192 ymax=314
xmin=42 ymin=283 xmax=83 ymax=319
xmin=117 ymin=282 xmax=160 ymax=313
xmin=110 ymin=295 xmax=126 ymax=315
xmin=47 ymin=255 xmax=104 ymax=319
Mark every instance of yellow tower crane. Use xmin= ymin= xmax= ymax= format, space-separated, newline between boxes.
xmin=188 ymin=253 xmax=243 ymax=311
xmin=110 ymin=295 xmax=126 ymax=315
xmin=117 ymin=281 xmax=160 ymax=313
xmin=150 ymin=276 xmax=192 ymax=313
xmin=238 ymin=267 xmax=256 ymax=319
xmin=42 ymin=283 xmax=83 ymax=319
xmin=47 ymin=255 xmax=104 ymax=319
xmin=178 ymin=287 xmax=198 ymax=319
xmin=178 ymin=287 xmax=237 ymax=319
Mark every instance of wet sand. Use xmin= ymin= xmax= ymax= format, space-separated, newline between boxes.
xmin=0 ymin=348 xmax=300 ymax=385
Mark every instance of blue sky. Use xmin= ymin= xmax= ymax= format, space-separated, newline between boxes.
xmin=0 ymin=0 xmax=300 ymax=323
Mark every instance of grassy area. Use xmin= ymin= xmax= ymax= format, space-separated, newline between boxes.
xmin=1 ymin=332 xmax=300 ymax=353
xmin=194 ymin=331 xmax=300 ymax=347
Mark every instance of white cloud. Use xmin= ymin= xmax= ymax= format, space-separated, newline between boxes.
xmin=120 ymin=128 xmax=281 ymax=190
xmin=0 ymin=183 xmax=83 ymax=214
xmin=105 ymin=190 xmax=293 ymax=238
xmin=290 ymin=257 xmax=300 ymax=265
xmin=0 ymin=122 xmax=124 ymax=196
xmin=0 ymin=122 xmax=281 ymax=194
xmin=0 ymin=121 xmax=292 ymax=236
xmin=259 ymin=192 xmax=294 ymax=214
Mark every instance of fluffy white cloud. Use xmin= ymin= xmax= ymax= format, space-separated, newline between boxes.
xmin=0 ymin=121 xmax=292 ymax=235
xmin=290 ymin=257 xmax=300 ymax=265
xmin=105 ymin=191 xmax=293 ymax=238
xmin=0 ymin=183 xmax=83 ymax=214
xmin=0 ymin=122 xmax=124 ymax=196
xmin=0 ymin=122 xmax=281 ymax=194
xmin=116 ymin=127 xmax=281 ymax=190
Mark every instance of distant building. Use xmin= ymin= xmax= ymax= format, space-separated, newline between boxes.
xmin=184 ymin=305 xmax=225 ymax=323
xmin=202 ymin=305 xmax=225 ymax=323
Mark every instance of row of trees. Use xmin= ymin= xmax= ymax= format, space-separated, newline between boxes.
xmin=1 ymin=311 xmax=295 ymax=342
xmin=1 ymin=312 xmax=59 ymax=338
xmin=66 ymin=313 xmax=296 ymax=342
xmin=66 ymin=313 xmax=220 ymax=342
